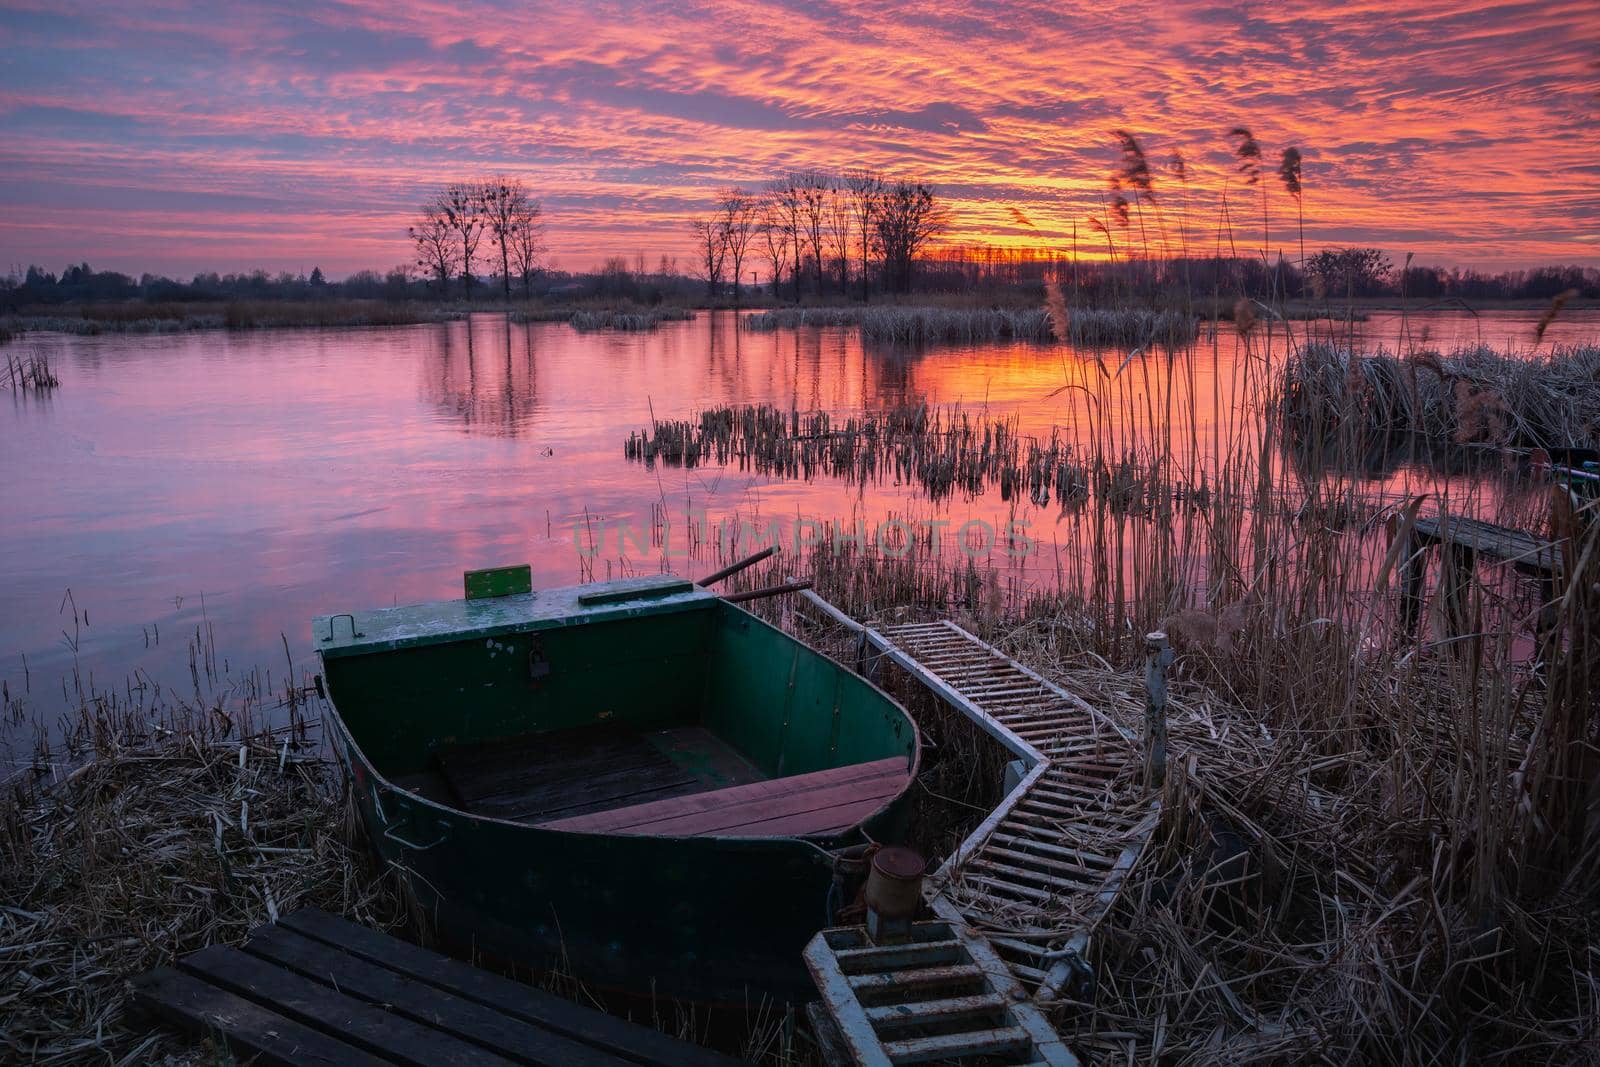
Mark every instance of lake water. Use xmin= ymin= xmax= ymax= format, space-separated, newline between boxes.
xmin=4 ymin=308 xmax=1596 ymax=767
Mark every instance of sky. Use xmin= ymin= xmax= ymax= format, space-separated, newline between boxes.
xmin=1 ymin=0 xmax=1597 ymax=279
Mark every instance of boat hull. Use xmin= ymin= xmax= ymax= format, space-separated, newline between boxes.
xmin=337 ymin=726 xmax=908 ymax=1000
xmin=315 ymin=576 xmax=919 ymax=1002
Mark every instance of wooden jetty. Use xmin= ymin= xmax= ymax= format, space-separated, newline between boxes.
xmin=1392 ymin=511 xmax=1563 ymax=638
xmin=133 ymin=908 xmax=744 ymax=1067
xmin=800 ymin=594 xmax=1160 ymax=1066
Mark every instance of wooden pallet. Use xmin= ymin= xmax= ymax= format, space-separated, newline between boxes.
xmin=132 ymin=908 xmax=744 ymax=1067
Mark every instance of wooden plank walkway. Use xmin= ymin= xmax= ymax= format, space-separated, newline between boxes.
xmin=1393 ymin=512 xmax=1563 ymax=639
xmin=1408 ymin=514 xmax=1559 ymax=574
xmin=798 ymin=593 xmax=1159 ymax=1065
xmin=132 ymin=908 xmax=746 ymax=1067
xmin=877 ymin=622 xmax=1156 ymax=992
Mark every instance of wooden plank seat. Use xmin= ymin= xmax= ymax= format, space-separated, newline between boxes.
xmin=541 ymin=757 xmax=910 ymax=837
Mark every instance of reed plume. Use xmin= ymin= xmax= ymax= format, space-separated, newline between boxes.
xmin=1228 ymin=127 xmax=1262 ymax=184
xmin=1114 ymin=130 xmax=1155 ymax=197
xmin=1277 ymin=147 xmax=1302 ymax=198
xmin=1007 ymin=206 xmax=1037 ymax=229
xmin=1279 ymin=146 xmax=1306 ymax=270
xmin=1535 ymin=287 xmax=1580 ymax=342
xmin=1044 ymin=279 xmax=1070 ymax=343
xmin=1230 ymin=126 xmax=1268 ymax=263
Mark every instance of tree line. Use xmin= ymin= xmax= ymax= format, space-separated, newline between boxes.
xmin=408 ymin=178 xmax=547 ymax=299
xmin=688 ymin=171 xmax=949 ymax=302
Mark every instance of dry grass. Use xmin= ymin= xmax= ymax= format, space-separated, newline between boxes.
xmin=713 ymin=502 xmax=1600 ymax=1063
xmin=0 ymin=697 xmax=412 ymax=1064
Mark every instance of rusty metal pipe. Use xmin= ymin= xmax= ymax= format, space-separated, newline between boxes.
xmin=722 ymin=579 xmax=812 ymax=603
xmin=696 ymin=546 xmax=776 ymax=588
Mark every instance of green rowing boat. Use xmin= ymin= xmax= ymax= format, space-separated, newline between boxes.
xmin=313 ymin=572 xmax=920 ymax=1001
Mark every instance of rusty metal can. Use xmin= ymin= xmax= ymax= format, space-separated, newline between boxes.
xmin=864 ymin=846 xmax=926 ymax=923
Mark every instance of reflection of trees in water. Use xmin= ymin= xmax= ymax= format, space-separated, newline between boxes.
xmin=420 ymin=317 xmax=540 ymax=436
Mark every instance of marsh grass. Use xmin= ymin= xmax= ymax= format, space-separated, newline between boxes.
xmin=624 ymin=401 xmax=1113 ymax=507
xmin=0 ymin=686 xmax=415 ymax=1064
xmin=570 ymin=307 xmax=693 ymax=331
xmin=509 ymin=304 xmax=693 ymax=331
xmin=1 ymin=300 xmax=463 ymax=336
xmin=4 ymin=349 xmax=59 ymax=391
xmin=742 ymin=305 xmax=1198 ymax=348
xmin=711 ymin=484 xmax=1600 ymax=1062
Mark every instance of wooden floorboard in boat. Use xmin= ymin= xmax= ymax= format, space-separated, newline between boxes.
xmin=431 ymin=724 xmax=764 ymax=824
xmin=541 ymin=757 xmax=908 ymax=837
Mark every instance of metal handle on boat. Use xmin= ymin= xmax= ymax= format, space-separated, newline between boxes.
xmin=382 ymin=810 xmax=449 ymax=851
xmin=324 ymin=614 xmax=362 ymax=642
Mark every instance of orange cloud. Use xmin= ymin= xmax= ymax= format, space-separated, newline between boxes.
xmin=1 ymin=0 xmax=1595 ymax=275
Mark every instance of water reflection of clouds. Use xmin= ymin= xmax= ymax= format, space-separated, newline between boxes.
xmin=2 ymin=309 xmax=1597 ymax=738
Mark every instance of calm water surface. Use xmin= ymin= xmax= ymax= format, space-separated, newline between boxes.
xmin=4 ymin=309 xmax=1596 ymax=764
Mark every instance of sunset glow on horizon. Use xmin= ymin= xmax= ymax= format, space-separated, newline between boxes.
xmin=2 ymin=0 xmax=1597 ymax=278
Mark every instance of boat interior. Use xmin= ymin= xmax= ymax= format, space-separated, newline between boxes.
xmin=322 ymin=582 xmax=916 ymax=838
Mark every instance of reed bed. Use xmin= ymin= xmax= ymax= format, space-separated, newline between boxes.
xmin=1 ymin=300 xmax=462 ymax=336
xmin=740 ymin=307 xmax=865 ymax=331
xmin=1282 ymin=342 xmax=1600 ymax=451
xmin=858 ymin=307 xmax=1052 ymax=345
xmin=4 ymin=350 xmax=59 ymax=391
xmin=742 ymin=305 xmax=1198 ymax=348
xmin=570 ymin=307 xmax=693 ymax=331
xmin=511 ymin=305 xmax=694 ymax=331
xmin=624 ymin=402 xmax=1114 ymax=506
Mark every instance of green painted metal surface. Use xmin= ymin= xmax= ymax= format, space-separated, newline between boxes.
xmin=314 ymin=574 xmax=920 ymax=1003
xmin=314 ymin=574 xmax=716 ymax=660
xmin=464 ymin=563 xmax=534 ymax=600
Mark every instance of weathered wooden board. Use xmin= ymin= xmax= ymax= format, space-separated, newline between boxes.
xmin=277 ymin=910 xmax=739 ymax=1067
xmin=542 ymin=757 xmax=908 ymax=837
xmin=132 ymin=909 xmax=747 ymax=1067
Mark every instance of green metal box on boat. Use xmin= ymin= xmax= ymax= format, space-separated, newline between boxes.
xmin=463 ymin=562 xmax=534 ymax=600
xmin=313 ymin=573 xmax=920 ymax=1002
